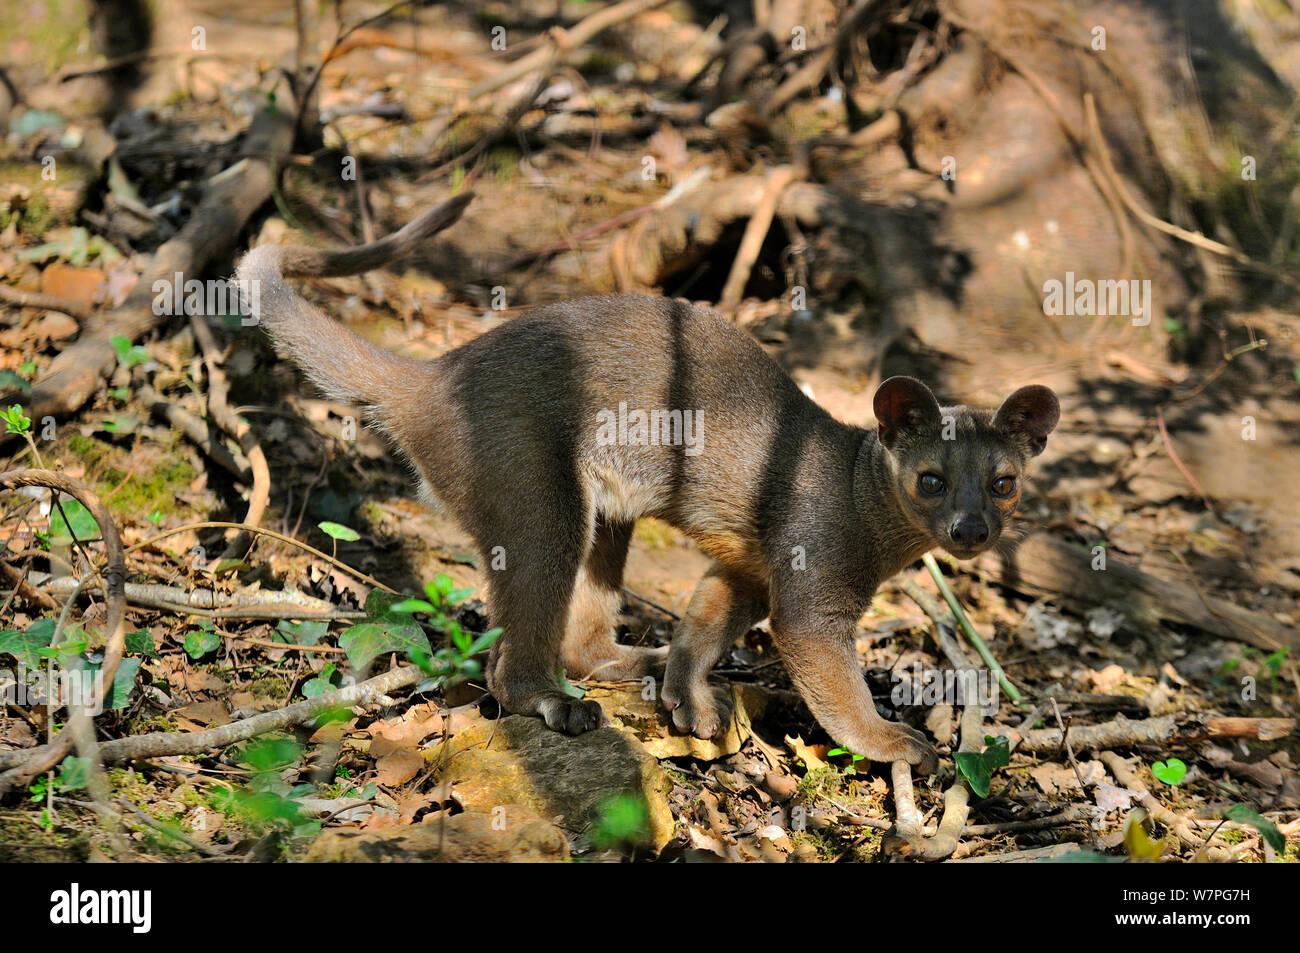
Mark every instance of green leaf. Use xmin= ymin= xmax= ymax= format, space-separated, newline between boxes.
xmin=338 ymin=620 xmax=431 ymax=671
xmin=389 ymin=598 xmax=436 ymax=614
xmin=466 ymin=627 xmax=502 ymax=657
xmin=59 ymin=756 xmax=92 ymax=792
xmin=982 ymin=735 xmax=1010 ymax=769
xmin=49 ymin=499 xmax=99 ymax=543
xmin=302 ymin=663 xmax=338 ymax=698
xmin=1225 ymin=804 xmax=1285 ymax=854
xmin=105 ymin=658 xmax=141 ymax=710
xmin=364 ymin=589 xmax=411 ymax=621
xmin=955 ymin=736 xmax=1010 ymax=798
xmin=125 ymin=629 xmax=157 ymax=657
xmin=0 ymin=618 xmax=57 ymax=669
xmin=1151 ymin=758 xmax=1187 ymax=785
xmin=275 ymin=620 xmax=329 ymax=645
xmin=556 ymin=669 xmax=585 ymax=699
xmin=318 ymin=521 xmax=361 ymax=542
xmin=955 ymin=751 xmax=993 ymax=798
xmin=110 ymin=334 xmax=148 ymax=368
xmin=183 ymin=627 xmax=220 ymax=660
xmin=0 ymin=370 xmax=32 ymax=395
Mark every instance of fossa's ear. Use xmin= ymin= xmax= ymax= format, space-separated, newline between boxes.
xmin=993 ymin=385 xmax=1060 ymax=456
xmin=874 ymin=376 xmax=942 ymax=449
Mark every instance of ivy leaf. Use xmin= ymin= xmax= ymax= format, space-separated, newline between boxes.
xmin=275 ymin=620 xmax=329 ymax=645
xmin=125 ymin=629 xmax=157 ymax=657
xmin=338 ymin=620 xmax=431 ymax=671
xmin=1151 ymin=758 xmax=1187 ymax=785
xmin=955 ymin=736 xmax=1010 ymax=798
xmin=183 ymin=627 xmax=220 ymax=660
xmin=0 ymin=618 xmax=57 ymax=669
xmin=318 ymin=521 xmax=361 ymax=542
xmin=1225 ymin=804 xmax=1285 ymax=854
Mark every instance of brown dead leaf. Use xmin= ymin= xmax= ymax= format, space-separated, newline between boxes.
xmin=40 ymin=262 xmax=104 ymax=306
xmin=375 ymin=747 xmax=425 ymax=787
xmin=785 ymin=734 xmax=829 ymax=771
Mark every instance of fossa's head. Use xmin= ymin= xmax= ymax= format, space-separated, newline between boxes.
xmin=873 ymin=376 xmax=1059 ymax=560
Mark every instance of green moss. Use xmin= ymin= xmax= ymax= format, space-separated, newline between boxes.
xmin=99 ymin=455 xmax=197 ymax=518
xmin=796 ymin=765 xmax=844 ymax=805
xmin=0 ymin=813 xmax=91 ymax=861
xmin=250 ymin=676 xmax=288 ymax=700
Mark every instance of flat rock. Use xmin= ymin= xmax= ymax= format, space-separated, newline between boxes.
xmin=588 ymin=683 xmax=772 ymax=761
xmin=306 ymin=805 xmax=569 ymax=862
xmin=435 ymin=712 xmax=675 ymax=851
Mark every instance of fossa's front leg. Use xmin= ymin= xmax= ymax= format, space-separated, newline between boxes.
xmin=771 ymin=605 xmax=937 ymax=772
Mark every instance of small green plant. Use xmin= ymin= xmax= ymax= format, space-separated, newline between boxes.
xmin=2 ymin=403 xmax=31 ymax=435
xmin=212 ymin=736 xmax=318 ymax=840
xmin=1150 ymin=758 xmax=1187 ymax=786
xmin=183 ymin=622 xmax=221 ymax=660
xmin=2 ymin=403 xmax=44 ymax=467
xmin=338 ymin=575 xmax=499 ymax=688
xmin=110 ymin=334 xmax=148 ymax=369
xmin=955 ymin=734 xmax=1010 ymax=798
xmin=826 ymin=746 xmax=868 ymax=775
xmin=317 ymin=520 xmax=361 ymax=559
xmin=590 ymin=793 xmax=651 ymax=850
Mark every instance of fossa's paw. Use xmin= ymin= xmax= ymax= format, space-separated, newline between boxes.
xmin=863 ymin=722 xmax=938 ymax=775
xmin=536 ymin=693 xmax=606 ymax=735
xmin=661 ymin=679 xmax=732 ymax=739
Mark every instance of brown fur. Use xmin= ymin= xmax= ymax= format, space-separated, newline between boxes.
xmin=236 ymin=196 xmax=1059 ymax=769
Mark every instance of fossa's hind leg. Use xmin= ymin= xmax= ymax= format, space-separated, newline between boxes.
xmin=662 ymin=565 xmax=767 ymax=738
xmin=561 ymin=516 xmax=667 ymax=680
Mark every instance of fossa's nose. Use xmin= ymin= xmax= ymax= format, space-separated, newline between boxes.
xmin=949 ymin=515 xmax=989 ymax=548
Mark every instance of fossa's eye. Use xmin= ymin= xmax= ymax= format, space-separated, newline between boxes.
xmin=918 ymin=473 xmax=946 ymax=496
xmin=992 ymin=475 xmax=1017 ymax=497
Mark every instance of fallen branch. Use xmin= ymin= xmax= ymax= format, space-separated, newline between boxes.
xmin=26 ymin=98 xmax=297 ymax=423
xmin=40 ymin=573 xmax=366 ymax=621
xmin=0 ymin=662 xmax=424 ymax=770
xmin=719 ymin=164 xmax=802 ymax=312
xmin=0 ymin=283 xmax=94 ymax=320
xmin=136 ymin=383 xmax=252 ymax=482
xmin=465 ymin=0 xmax=670 ymax=102
xmin=973 ymin=532 xmax=1299 ymax=653
xmin=1004 ymin=712 xmax=1295 ymax=753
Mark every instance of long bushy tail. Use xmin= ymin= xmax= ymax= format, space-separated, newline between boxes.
xmin=235 ymin=193 xmax=472 ymax=408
